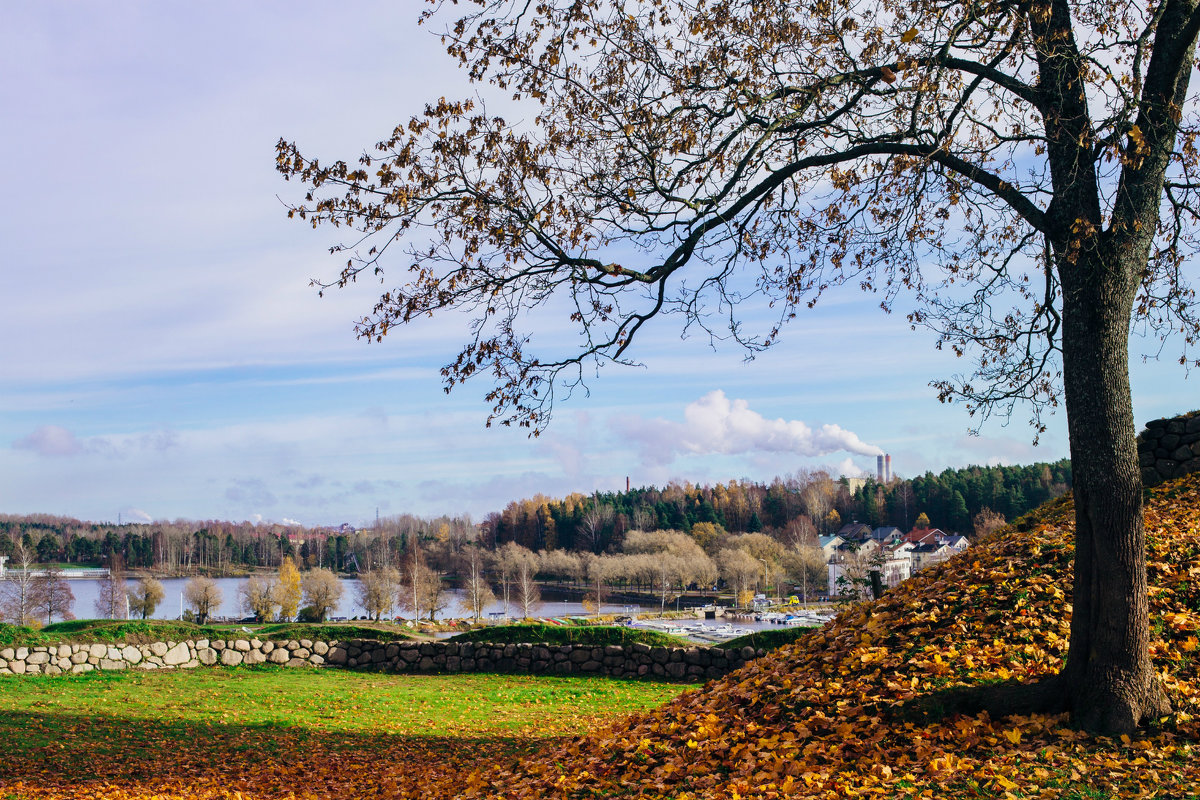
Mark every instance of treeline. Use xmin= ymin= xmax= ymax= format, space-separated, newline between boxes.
xmin=0 ymin=514 xmax=477 ymax=576
xmin=0 ymin=460 xmax=1070 ymax=575
xmin=485 ymin=460 xmax=1072 ymax=552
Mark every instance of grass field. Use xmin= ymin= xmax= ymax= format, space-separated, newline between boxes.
xmin=0 ymin=666 xmax=697 ymax=798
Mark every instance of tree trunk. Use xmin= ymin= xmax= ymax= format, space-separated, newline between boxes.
xmin=1058 ymin=244 xmax=1169 ymax=734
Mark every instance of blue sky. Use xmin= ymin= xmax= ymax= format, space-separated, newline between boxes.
xmin=1 ymin=2 xmax=1191 ymax=527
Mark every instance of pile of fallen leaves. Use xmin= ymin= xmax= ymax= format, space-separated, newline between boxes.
xmin=7 ymin=473 xmax=1200 ymax=799
xmin=413 ymin=473 xmax=1200 ymax=800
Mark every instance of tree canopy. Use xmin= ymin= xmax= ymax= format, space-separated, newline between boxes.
xmin=279 ymin=0 xmax=1200 ymax=734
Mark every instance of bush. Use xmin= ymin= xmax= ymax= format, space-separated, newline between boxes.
xmin=448 ymin=624 xmax=689 ymax=648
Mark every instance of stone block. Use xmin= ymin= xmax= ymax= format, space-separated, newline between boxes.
xmin=1162 ymin=433 xmax=1181 ymax=450
xmin=122 ymin=646 xmax=143 ymax=664
xmin=163 ymin=642 xmax=191 ymax=666
xmin=150 ymin=642 xmax=169 ymax=657
xmin=198 ymin=649 xmax=218 ymax=665
xmin=269 ymin=649 xmax=290 ymax=664
xmin=71 ymin=663 xmax=93 ymax=674
xmin=99 ymin=659 xmax=127 ymax=671
xmin=1187 ymin=416 xmax=1200 ymax=434
xmin=326 ymin=647 xmax=347 ymax=665
xmin=312 ymin=641 xmax=329 ymax=656
xmin=261 ymin=641 xmax=274 ymax=653
xmin=243 ymin=649 xmax=266 ymax=665
xmin=286 ymin=658 xmax=307 ymax=668
xmin=25 ymin=652 xmax=49 ymax=665
xmin=0 ymin=649 xmax=12 ymax=660
xmin=309 ymin=654 xmax=324 ymax=665
xmin=57 ymin=645 xmax=71 ymax=658
xmin=15 ymin=648 xmax=29 ymax=660
xmin=1174 ymin=445 xmax=1194 ymax=462
xmin=235 ymin=639 xmax=252 ymax=652
xmin=1169 ymin=419 xmax=1186 ymax=434
xmin=294 ymin=648 xmax=311 ymax=659
xmin=1157 ymin=460 xmax=1179 ymax=478
xmin=71 ymin=651 xmax=88 ymax=665
xmin=300 ymin=639 xmax=313 ymax=649
xmin=196 ymin=639 xmax=209 ymax=650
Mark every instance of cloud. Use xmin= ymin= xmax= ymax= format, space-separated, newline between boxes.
xmin=282 ymin=517 xmax=302 ymax=526
xmin=13 ymin=425 xmax=88 ymax=456
xmin=615 ymin=390 xmax=884 ymax=466
xmin=224 ymin=479 xmax=277 ymax=509
xmin=11 ymin=425 xmax=179 ymax=459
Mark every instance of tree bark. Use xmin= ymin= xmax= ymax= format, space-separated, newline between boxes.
xmin=1057 ymin=243 xmax=1170 ymax=734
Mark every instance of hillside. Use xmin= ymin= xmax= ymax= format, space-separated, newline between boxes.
xmin=405 ymin=473 xmax=1200 ymax=799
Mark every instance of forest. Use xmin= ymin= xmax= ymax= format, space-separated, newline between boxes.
xmin=0 ymin=460 xmax=1070 ymax=576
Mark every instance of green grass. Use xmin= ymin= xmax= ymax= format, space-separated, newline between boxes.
xmin=447 ymin=623 xmax=690 ymax=648
xmin=0 ymin=666 xmax=696 ymax=784
xmin=0 ymin=619 xmax=420 ymax=647
xmin=714 ymin=626 xmax=815 ymax=651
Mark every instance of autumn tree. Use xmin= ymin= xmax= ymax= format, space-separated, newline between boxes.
xmin=184 ymin=576 xmax=223 ymax=624
xmin=785 ymin=545 xmax=829 ymax=605
xmin=973 ymin=507 xmax=1009 ymax=539
xmin=399 ymin=546 xmax=445 ymax=620
xmin=279 ymin=0 xmax=1200 ymax=734
xmin=624 ymin=530 xmax=717 ymax=612
xmin=94 ymin=556 xmax=128 ymax=620
xmin=127 ymin=577 xmax=165 ymax=620
xmin=582 ymin=554 xmax=618 ymax=615
xmin=276 ymin=557 xmax=303 ymax=621
xmin=0 ymin=543 xmax=40 ymax=625
xmin=355 ymin=567 xmax=400 ymax=620
xmin=32 ymin=566 xmax=74 ymax=625
xmin=239 ymin=575 xmax=279 ymax=622
xmin=717 ymin=548 xmax=762 ymax=607
xmin=511 ymin=548 xmax=542 ymax=619
xmin=301 ymin=567 xmax=344 ymax=622
xmin=459 ymin=545 xmax=496 ymax=620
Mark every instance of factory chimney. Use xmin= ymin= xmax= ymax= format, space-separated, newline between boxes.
xmin=885 ymin=454 xmax=892 ymax=483
xmin=626 ymin=476 xmax=630 ymax=492
xmin=877 ymin=455 xmax=884 ymax=482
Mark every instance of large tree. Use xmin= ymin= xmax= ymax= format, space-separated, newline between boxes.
xmin=278 ymin=0 xmax=1200 ymax=733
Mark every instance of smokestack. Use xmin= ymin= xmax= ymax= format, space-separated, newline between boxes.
xmin=626 ymin=476 xmax=630 ymax=492
xmin=885 ymin=454 xmax=892 ymax=483
xmin=877 ymin=455 xmax=884 ymax=482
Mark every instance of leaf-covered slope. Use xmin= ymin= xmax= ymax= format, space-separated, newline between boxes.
xmin=413 ymin=475 xmax=1200 ymax=800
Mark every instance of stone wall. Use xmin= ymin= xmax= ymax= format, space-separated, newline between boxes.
xmin=0 ymin=637 xmax=763 ymax=681
xmin=1138 ymin=411 xmax=1200 ymax=488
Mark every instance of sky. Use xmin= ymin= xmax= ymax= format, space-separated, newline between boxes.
xmin=1 ymin=2 xmax=1193 ymax=528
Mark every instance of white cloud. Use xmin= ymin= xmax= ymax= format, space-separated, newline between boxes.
xmin=12 ymin=425 xmax=88 ymax=456
xmin=615 ymin=390 xmax=884 ymax=466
